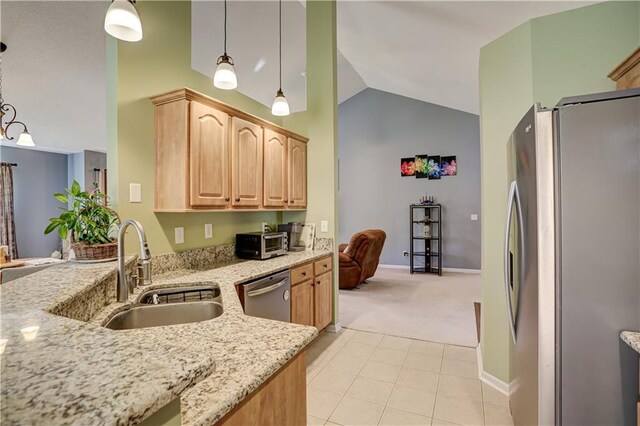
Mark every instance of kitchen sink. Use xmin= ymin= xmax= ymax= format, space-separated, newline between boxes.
xmin=105 ymin=285 xmax=223 ymax=330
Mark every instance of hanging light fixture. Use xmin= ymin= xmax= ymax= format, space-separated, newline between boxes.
xmin=271 ymin=0 xmax=290 ymax=116
xmin=0 ymin=43 xmax=35 ymax=147
xmin=213 ymin=0 xmax=237 ymax=90
xmin=104 ymin=0 xmax=143 ymax=42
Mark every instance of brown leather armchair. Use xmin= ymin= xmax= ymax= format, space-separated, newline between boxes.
xmin=338 ymin=230 xmax=386 ymax=290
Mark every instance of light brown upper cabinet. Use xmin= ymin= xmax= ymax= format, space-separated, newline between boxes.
xmin=231 ymin=117 xmax=263 ymax=208
xmin=150 ymin=88 xmax=308 ymax=212
xmin=288 ymin=138 xmax=307 ymax=208
xmin=263 ymin=130 xmax=288 ymax=208
xmin=190 ymin=102 xmax=230 ymax=207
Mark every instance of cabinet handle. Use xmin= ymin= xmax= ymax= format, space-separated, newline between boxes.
xmin=284 ymin=199 xmax=288 ymax=203
xmin=311 ymin=282 xmax=315 ymax=287
xmin=316 ymin=280 xmax=321 ymax=285
xmin=323 ymin=264 xmax=328 ymax=268
xmin=235 ymin=198 xmax=240 ymax=202
xmin=302 ymin=271 xmax=307 ymax=276
xmin=225 ymin=198 xmax=230 ymax=202
xmin=290 ymin=200 xmax=294 ymax=204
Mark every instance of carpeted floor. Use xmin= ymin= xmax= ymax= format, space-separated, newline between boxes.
xmin=338 ymin=267 xmax=481 ymax=348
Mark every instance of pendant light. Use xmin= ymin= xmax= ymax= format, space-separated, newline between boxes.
xmin=213 ymin=0 xmax=237 ymax=90
xmin=0 ymin=43 xmax=35 ymax=147
xmin=271 ymin=0 xmax=290 ymax=116
xmin=104 ymin=0 xmax=143 ymax=42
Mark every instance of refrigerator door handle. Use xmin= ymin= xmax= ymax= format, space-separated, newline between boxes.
xmin=504 ymin=180 xmax=520 ymax=344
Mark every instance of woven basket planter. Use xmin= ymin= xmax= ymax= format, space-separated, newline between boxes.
xmin=70 ymin=235 xmax=117 ymax=261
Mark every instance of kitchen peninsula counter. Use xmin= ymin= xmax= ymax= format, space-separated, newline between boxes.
xmin=0 ymin=249 xmax=333 ymax=425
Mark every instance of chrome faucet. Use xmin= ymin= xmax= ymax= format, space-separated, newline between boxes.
xmin=117 ymin=219 xmax=152 ymax=302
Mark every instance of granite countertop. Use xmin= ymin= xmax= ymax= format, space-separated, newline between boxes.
xmin=620 ymin=331 xmax=640 ymax=353
xmin=0 ymin=250 xmax=329 ymax=425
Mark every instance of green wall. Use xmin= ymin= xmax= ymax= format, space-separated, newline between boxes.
xmin=113 ymin=1 xmax=337 ymax=259
xmin=479 ymin=1 xmax=640 ymax=383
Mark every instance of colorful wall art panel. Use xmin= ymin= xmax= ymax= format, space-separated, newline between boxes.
xmin=427 ymin=155 xmax=441 ymax=180
xmin=414 ymin=154 xmax=429 ymax=179
xmin=441 ymin=156 xmax=457 ymax=176
xmin=400 ymin=157 xmax=416 ymax=176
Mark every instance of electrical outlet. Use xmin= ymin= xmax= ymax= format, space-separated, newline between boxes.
xmin=403 ymin=251 xmax=409 ymax=257
xmin=262 ymin=222 xmax=270 ymax=233
xmin=129 ymin=183 xmax=141 ymax=203
xmin=320 ymin=220 xmax=328 ymax=233
xmin=174 ymin=227 xmax=184 ymax=244
xmin=204 ymin=223 xmax=213 ymax=239
xmin=471 ymin=214 xmax=478 ymax=221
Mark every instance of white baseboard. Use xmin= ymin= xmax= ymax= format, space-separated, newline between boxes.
xmin=476 ymin=345 xmax=511 ymax=395
xmin=326 ymin=322 xmax=342 ymax=333
xmin=378 ymin=264 xmax=481 ymax=274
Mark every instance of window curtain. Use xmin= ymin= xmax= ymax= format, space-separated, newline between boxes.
xmin=0 ymin=163 xmax=18 ymax=259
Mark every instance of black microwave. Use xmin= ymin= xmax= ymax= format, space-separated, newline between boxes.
xmin=236 ymin=232 xmax=288 ymax=260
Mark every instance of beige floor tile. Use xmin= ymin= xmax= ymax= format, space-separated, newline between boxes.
xmin=346 ymin=376 xmax=394 ymax=405
xmin=313 ymin=331 xmax=351 ymax=354
xmin=339 ymin=341 xmax=377 ymax=359
xmin=443 ymin=345 xmax=477 ymax=363
xmin=396 ymin=367 xmax=440 ymax=392
xmin=410 ymin=340 xmax=445 ymax=357
xmin=369 ymin=346 xmax=409 ymax=366
xmin=329 ymin=396 xmax=385 ymax=426
xmin=481 ymin=383 xmax=509 ymax=407
xmin=311 ymin=368 xmax=358 ymax=394
xmin=379 ymin=407 xmax=432 ymax=425
xmin=437 ymin=374 xmax=482 ymax=402
xmin=431 ymin=418 xmax=462 ymax=425
xmin=387 ymin=384 xmax=437 ymax=417
xmin=308 ymin=345 xmax=337 ymax=368
xmin=379 ymin=335 xmax=414 ymax=352
xmin=308 ymin=365 xmax=322 ymax=383
xmin=359 ymin=359 xmax=402 ymax=383
xmin=325 ymin=353 xmax=369 ymax=375
xmin=351 ymin=330 xmax=384 ymax=346
xmin=484 ymin=403 xmax=513 ymax=426
xmin=308 ymin=414 xmax=326 ymax=426
xmin=307 ymin=387 xmax=342 ymax=420
xmin=325 ymin=422 xmax=343 ymax=426
xmin=440 ymin=358 xmax=478 ymax=380
xmin=433 ymin=394 xmax=484 ymax=425
xmin=404 ymin=351 xmax=443 ymax=373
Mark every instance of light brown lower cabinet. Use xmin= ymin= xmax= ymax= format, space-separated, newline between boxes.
xmin=290 ymin=255 xmax=333 ymax=331
xmin=215 ymin=351 xmax=306 ymax=426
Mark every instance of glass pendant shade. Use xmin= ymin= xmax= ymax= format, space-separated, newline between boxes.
xmin=213 ymin=56 xmax=238 ymax=90
xmin=104 ymin=0 xmax=143 ymax=42
xmin=271 ymin=90 xmax=290 ymax=116
xmin=16 ymin=130 xmax=34 ymax=147
xmin=0 ymin=127 xmax=4 ymax=140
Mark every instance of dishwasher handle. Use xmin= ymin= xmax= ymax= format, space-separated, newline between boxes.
xmin=246 ymin=279 xmax=287 ymax=297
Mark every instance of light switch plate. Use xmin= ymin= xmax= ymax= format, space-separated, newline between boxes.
xmin=204 ymin=223 xmax=213 ymax=239
xmin=174 ymin=227 xmax=184 ymax=244
xmin=471 ymin=214 xmax=478 ymax=221
xmin=320 ymin=220 xmax=328 ymax=233
xmin=129 ymin=183 xmax=141 ymax=203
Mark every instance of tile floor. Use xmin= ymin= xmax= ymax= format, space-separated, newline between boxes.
xmin=306 ymin=328 xmax=513 ymax=426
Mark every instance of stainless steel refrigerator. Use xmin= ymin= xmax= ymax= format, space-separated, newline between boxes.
xmin=505 ymin=88 xmax=640 ymax=425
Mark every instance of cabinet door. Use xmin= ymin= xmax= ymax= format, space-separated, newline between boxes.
xmin=288 ymin=138 xmax=307 ymax=208
xmin=263 ymin=130 xmax=288 ymax=208
xmin=231 ymin=117 xmax=263 ymax=207
xmin=189 ymin=102 xmax=230 ymax=207
xmin=291 ymin=280 xmax=314 ymax=327
xmin=314 ymin=271 xmax=332 ymax=330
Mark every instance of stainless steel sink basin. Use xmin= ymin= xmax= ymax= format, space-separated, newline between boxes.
xmin=105 ymin=285 xmax=223 ymax=330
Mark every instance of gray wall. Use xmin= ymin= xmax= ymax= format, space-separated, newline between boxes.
xmin=68 ymin=150 xmax=107 ymax=190
xmin=1 ymin=146 xmax=68 ymax=258
xmin=338 ymin=88 xmax=481 ymax=269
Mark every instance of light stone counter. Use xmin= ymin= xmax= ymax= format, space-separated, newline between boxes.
xmin=1 ymin=249 xmax=330 ymax=425
xmin=621 ymin=331 xmax=640 ymax=354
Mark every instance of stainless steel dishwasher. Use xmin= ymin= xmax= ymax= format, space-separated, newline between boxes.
xmin=243 ymin=270 xmax=291 ymax=322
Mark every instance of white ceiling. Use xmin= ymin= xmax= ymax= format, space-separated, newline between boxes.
xmin=0 ymin=1 xmax=107 ymax=153
xmin=337 ymin=1 xmax=596 ymax=114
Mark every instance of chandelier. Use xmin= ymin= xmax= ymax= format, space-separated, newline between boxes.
xmin=0 ymin=42 xmax=34 ymax=147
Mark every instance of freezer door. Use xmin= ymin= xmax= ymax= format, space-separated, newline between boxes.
xmin=507 ymin=105 xmax=541 ymax=426
xmin=557 ymin=95 xmax=640 ymax=425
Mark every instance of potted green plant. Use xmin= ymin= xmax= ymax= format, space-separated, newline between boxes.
xmin=44 ymin=181 xmax=120 ymax=261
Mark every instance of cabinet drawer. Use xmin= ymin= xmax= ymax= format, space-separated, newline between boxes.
xmin=314 ymin=256 xmax=332 ymax=275
xmin=291 ymin=262 xmax=314 ymax=285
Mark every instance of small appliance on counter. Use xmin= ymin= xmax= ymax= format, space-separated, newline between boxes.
xmin=236 ymin=232 xmax=288 ymax=260
xmin=277 ymin=222 xmax=305 ymax=252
